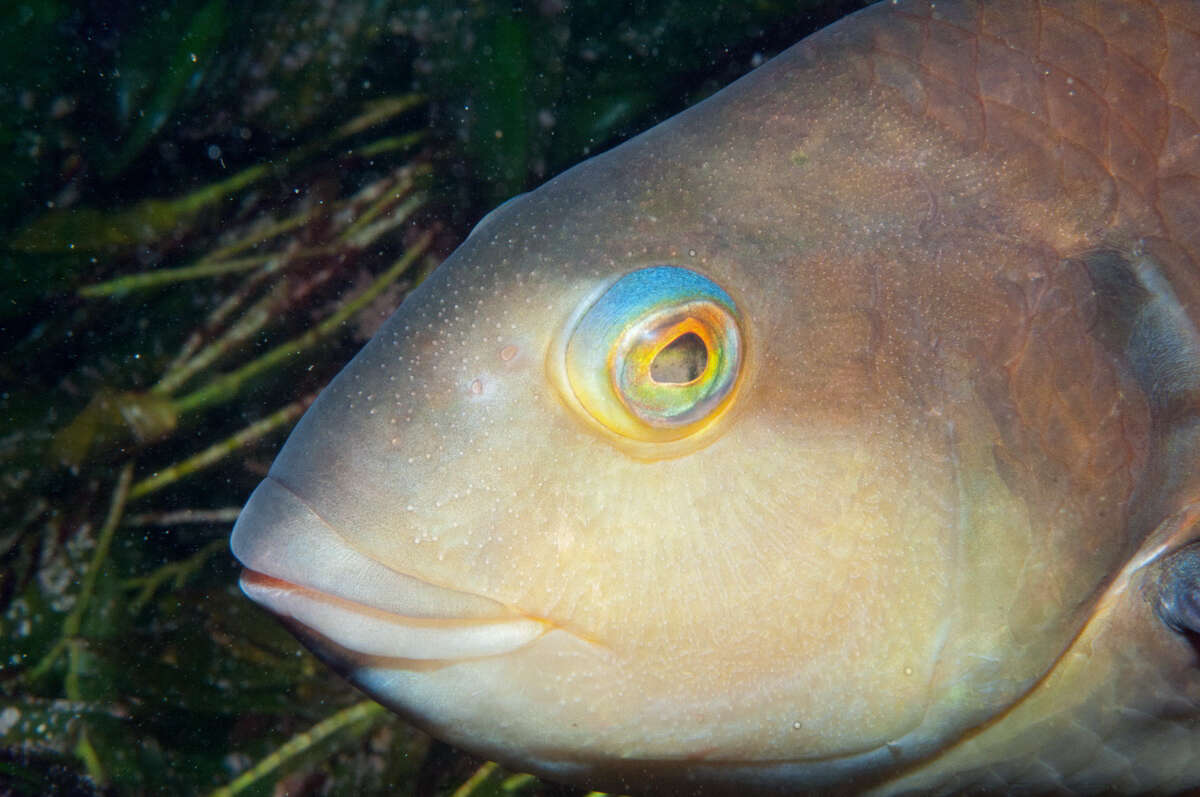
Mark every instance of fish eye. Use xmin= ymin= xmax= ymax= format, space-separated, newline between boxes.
xmin=565 ymin=266 xmax=743 ymax=442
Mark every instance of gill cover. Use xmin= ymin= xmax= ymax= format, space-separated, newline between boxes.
xmin=563 ymin=266 xmax=743 ymax=442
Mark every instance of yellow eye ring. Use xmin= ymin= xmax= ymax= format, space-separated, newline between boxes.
xmin=565 ymin=266 xmax=743 ymax=442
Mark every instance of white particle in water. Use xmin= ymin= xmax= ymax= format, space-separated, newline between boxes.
xmin=0 ymin=707 xmax=20 ymax=735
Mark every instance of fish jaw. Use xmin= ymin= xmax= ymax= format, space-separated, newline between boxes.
xmin=227 ymin=424 xmax=960 ymax=787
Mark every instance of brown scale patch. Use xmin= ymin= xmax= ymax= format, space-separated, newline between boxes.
xmin=858 ymin=0 xmax=1200 ymax=332
xmin=973 ymin=258 xmax=1152 ymax=568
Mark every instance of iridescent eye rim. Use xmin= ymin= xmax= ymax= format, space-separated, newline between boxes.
xmin=565 ymin=265 xmax=743 ymax=443
xmin=614 ymin=301 xmax=740 ymax=427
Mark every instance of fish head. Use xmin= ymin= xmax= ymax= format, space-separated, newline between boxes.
xmin=231 ymin=6 xmax=1173 ymax=792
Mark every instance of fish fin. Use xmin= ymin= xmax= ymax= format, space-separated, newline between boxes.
xmin=1149 ymin=542 xmax=1200 ymax=637
xmin=1147 ymin=535 xmax=1200 ymax=643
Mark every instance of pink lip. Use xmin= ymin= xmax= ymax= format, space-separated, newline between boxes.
xmin=238 ymin=570 xmax=549 ymax=660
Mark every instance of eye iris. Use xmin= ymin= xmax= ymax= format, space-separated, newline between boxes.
xmin=565 ymin=266 xmax=743 ymax=442
xmin=615 ymin=302 xmax=737 ymax=427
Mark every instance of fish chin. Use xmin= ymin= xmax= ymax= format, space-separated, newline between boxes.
xmin=346 ymin=648 xmax=938 ymax=797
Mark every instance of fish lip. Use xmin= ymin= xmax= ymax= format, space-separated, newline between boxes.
xmin=231 ymin=476 xmax=550 ymax=660
xmin=237 ymin=570 xmax=550 ymax=661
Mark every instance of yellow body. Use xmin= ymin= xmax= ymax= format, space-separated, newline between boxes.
xmin=232 ymin=1 xmax=1200 ymax=792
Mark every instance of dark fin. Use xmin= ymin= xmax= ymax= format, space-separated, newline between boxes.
xmin=1078 ymin=247 xmax=1200 ymax=423
xmin=1150 ymin=543 xmax=1200 ymax=636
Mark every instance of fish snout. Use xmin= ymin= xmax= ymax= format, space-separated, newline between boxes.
xmin=230 ymin=477 xmax=549 ymax=660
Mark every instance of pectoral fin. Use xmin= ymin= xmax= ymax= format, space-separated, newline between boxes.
xmin=1151 ymin=542 xmax=1200 ymax=637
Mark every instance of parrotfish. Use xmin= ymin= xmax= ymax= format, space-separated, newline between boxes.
xmin=230 ymin=0 xmax=1200 ymax=792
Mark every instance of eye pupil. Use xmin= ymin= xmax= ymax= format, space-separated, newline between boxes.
xmin=650 ymin=332 xmax=708 ymax=384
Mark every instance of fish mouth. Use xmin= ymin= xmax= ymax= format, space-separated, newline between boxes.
xmin=231 ymin=477 xmax=550 ymax=661
xmin=237 ymin=571 xmax=550 ymax=660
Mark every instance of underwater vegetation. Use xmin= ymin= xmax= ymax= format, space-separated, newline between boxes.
xmin=0 ymin=0 xmax=863 ymax=794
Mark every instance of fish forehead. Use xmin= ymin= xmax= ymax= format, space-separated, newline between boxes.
xmin=238 ymin=0 xmax=1200 ymax=790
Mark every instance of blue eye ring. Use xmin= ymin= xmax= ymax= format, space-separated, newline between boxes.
xmin=565 ymin=266 xmax=743 ymax=442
